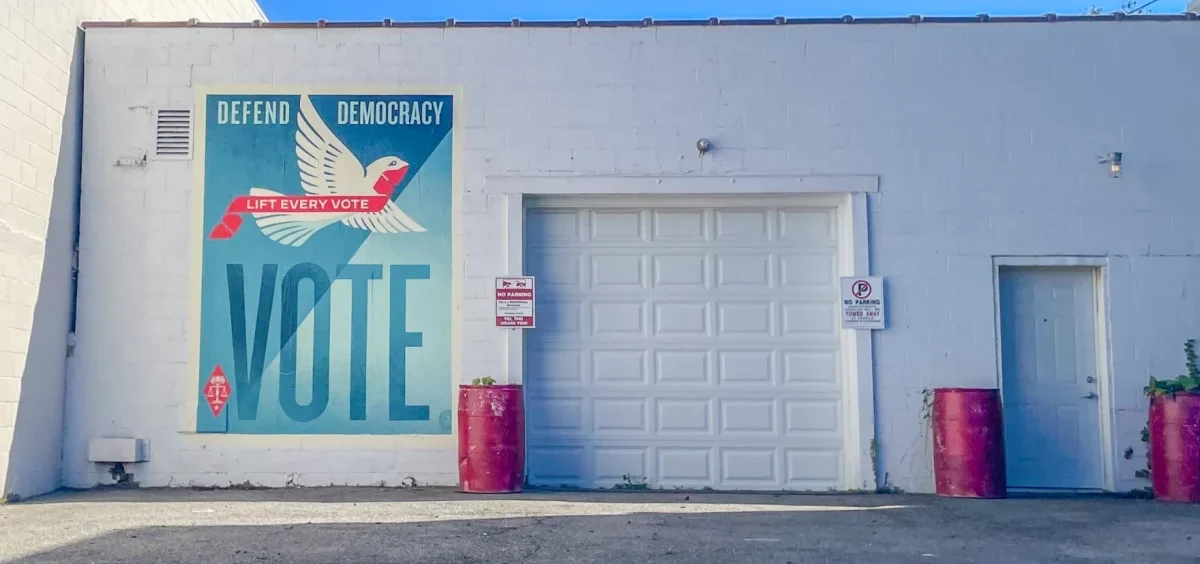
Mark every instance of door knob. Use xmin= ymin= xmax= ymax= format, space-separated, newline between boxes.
xmin=1082 ymin=391 xmax=1098 ymax=399
xmin=1086 ymin=376 xmax=1096 ymax=383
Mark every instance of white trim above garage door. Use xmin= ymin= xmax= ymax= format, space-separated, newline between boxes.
xmin=516 ymin=194 xmax=870 ymax=491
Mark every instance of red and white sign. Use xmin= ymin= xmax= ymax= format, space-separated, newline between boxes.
xmin=840 ymin=276 xmax=885 ymax=330
xmin=204 ymin=365 xmax=231 ymax=417
xmin=496 ymin=276 xmax=535 ymax=328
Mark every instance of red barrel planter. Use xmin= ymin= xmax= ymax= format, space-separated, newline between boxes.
xmin=457 ymin=384 xmax=525 ymax=493
xmin=932 ymin=388 xmax=1007 ymax=498
xmin=1149 ymin=392 xmax=1200 ymax=503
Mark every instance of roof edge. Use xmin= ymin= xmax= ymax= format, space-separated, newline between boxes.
xmin=80 ymin=12 xmax=1200 ymax=29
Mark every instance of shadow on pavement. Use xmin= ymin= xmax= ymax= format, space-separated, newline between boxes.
xmin=17 ymin=486 xmax=909 ymax=506
xmin=8 ymin=511 xmax=932 ymax=564
xmin=3 ymin=490 xmax=1199 ymax=564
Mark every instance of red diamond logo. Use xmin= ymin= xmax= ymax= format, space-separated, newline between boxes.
xmin=204 ymin=365 xmax=231 ymax=417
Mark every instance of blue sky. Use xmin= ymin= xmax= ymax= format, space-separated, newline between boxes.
xmin=257 ymin=0 xmax=1190 ymax=22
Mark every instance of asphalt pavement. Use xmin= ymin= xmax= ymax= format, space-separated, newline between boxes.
xmin=1 ymin=488 xmax=1197 ymax=563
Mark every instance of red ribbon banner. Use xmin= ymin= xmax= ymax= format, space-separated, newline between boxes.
xmin=209 ymin=195 xmax=390 ymax=240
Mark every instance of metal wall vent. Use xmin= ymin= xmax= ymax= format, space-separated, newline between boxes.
xmin=154 ymin=109 xmax=192 ymax=159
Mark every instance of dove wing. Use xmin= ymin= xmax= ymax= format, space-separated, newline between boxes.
xmin=340 ymin=201 xmax=427 ymax=234
xmin=295 ymin=94 xmax=365 ymax=196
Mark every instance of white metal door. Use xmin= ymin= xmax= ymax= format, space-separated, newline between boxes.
xmin=999 ymin=267 xmax=1103 ymax=490
xmin=524 ymin=202 xmax=843 ymax=491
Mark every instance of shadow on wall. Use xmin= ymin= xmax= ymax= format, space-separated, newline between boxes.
xmin=3 ymin=30 xmax=83 ymax=499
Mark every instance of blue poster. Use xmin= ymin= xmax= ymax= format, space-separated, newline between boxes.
xmin=193 ymin=90 xmax=458 ymax=434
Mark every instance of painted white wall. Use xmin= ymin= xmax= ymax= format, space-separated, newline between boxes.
xmin=0 ymin=0 xmax=263 ymax=500
xmin=73 ymin=20 xmax=1200 ymax=493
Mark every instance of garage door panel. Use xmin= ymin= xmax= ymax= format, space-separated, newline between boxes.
xmin=528 ymin=443 xmax=844 ymax=489
xmin=526 ymin=347 xmax=584 ymax=383
xmin=652 ymin=253 xmax=710 ymax=288
xmin=527 ymin=398 xmax=586 ymax=433
xmin=784 ymin=400 xmax=840 ymax=433
xmin=656 ymin=399 xmax=713 ymax=434
xmin=589 ymin=301 xmax=646 ymax=336
xmin=542 ymin=438 xmax=843 ymax=453
xmin=526 ymin=396 xmax=839 ymax=439
xmin=526 ymin=203 xmax=844 ymax=491
xmin=592 ymin=398 xmax=650 ymax=434
xmin=719 ymin=399 xmax=778 ymax=435
xmin=716 ymin=301 xmax=775 ymax=336
xmin=528 ymin=250 xmax=585 ymax=290
xmin=715 ymin=254 xmax=773 ymax=288
xmin=785 ymin=450 xmax=842 ymax=484
xmin=779 ymin=209 xmax=837 ymax=242
xmin=594 ymin=447 xmax=650 ymax=482
xmin=527 ymin=209 xmax=584 ymax=243
xmin=658 ymin=447 xmax=714 ymax=483
xmin=529 ymin=300 xmax=583 ymax=335
xmin=717 ymin=350 xmax=776 ymax=385
xmin=590 ymin=349 xmax=648 ymax=385
xmin=720 ymin=448 xmax=779 ymax=484
xmin=528 ymin=346 xmax=838 ymax=389
xmin=781 ymin=302 xmax=839 ymax=335
xmin=653 ymin=301 xmax=711 ymax=336
xmin=589 ymin=253 xmax=647 ymax=290
xmin=781 ymin=252 xmax=838 ymax=287
xmin=782 ymin=350 xmax=840 ymax=387
xmin=714 ymin=209 xmax=772 ymax=242
xmin=654 ymin=349 xmax=712 ymax=384
xmin=651 ymin=209 xmax=710 ymax=242
xmin=590 ymin=210 xmax=646 ymax=242
xmin=527 ymin=446 xmax=587 ymax=483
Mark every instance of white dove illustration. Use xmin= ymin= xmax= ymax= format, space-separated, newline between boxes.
xmin=248 ymin=94 xmax=426 ymax=247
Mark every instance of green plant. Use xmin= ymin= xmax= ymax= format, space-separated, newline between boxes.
xmin=614 ymin=474 xmax=648 ymax=490
xmin=1136 ymin=340 xmax=1200 ymax=481
xmin=1126 ymin=486 xmax=1154 ymax=500
xmin=869 ymin=438 xmax=879 ymax=485
xmin=919 ymin=387 xmax=934 ymax=423
xmin=471 ymin=376 xmax=497 ymax=385
xmin=1143 ymin=340 xmax=1200 ymax=398
xmin=875 ymin=471 xmax=903 ymax=494
xmin=1136 ymin=423 xmax=1153 ymax=482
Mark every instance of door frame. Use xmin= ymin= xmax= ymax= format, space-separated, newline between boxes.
xmin=488 ymin=174 xmax=879 ymax=491
xmin=991 ymin=256 xmax=1115 ymax=492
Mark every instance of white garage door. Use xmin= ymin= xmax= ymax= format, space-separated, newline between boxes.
xmin=524 ymin=200 xmax=845 ymax=491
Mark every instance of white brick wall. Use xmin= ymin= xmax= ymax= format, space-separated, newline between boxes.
xmin=0 ymin=0 xmax=262 ymax=500
xmin=72 ymin=21 xmax=1200 ymax=493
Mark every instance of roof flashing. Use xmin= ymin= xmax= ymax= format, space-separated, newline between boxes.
xmin=80 ymin=12 xmax=1200 ymax=29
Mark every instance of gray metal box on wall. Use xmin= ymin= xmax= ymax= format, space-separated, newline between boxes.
xmin=88 ymin=438 xmax=149 ymax=463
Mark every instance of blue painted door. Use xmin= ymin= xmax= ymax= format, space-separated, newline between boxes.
xmin=1000 ymin=267 xmax=1103 ymax=490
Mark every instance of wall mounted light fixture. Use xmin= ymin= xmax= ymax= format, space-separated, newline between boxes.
xmin=1099 ymin=152 xmax=1122 ymax=178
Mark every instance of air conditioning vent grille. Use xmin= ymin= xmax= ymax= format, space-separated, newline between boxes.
xmin=155 ymin=109 xmax=192 ymax=159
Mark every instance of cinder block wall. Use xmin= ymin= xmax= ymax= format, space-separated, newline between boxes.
xmin=0 ymin=0 xmax=264 ymax=500
xmin=73 ymin=21 xmax=1200 ymax=493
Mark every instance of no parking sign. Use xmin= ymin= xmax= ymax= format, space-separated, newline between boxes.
xmin=840 ymin=276 xmax=885 ymax=330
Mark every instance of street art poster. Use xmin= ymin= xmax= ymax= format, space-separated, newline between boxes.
xmin=191 ymin=88 xmax=459 ymax=434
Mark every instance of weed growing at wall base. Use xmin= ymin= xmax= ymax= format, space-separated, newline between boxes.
xmin=1144 ymin=340 xmax=1200 ymax=397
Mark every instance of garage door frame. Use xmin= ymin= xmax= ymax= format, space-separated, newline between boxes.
xmin=487 ymin=175 xmax=877 ymax=490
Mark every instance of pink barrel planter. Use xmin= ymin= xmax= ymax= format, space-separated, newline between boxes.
xmin=1150 ymin=392 xmax=1200 ymax=503
xmin=932 ymin=388 xmax=1007 ymax=498
xmin=457 ymin=384 xmax=525 ymax=493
